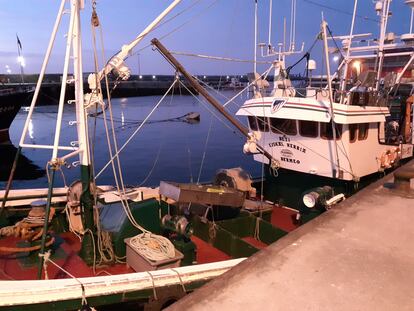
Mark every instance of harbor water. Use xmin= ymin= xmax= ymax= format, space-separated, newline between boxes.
xmin=1 ymin=90 xmax=261 ymax=190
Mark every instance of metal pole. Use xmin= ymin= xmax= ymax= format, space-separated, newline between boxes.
xmin=151 ymin=38 xmax=275 ymax=163
xmin=321 ymin=20 xmax=341 ymax=178
xmin=340 ymin=0 xmax=358 ymax=104
xmin=100 ymin=0 xmax=181 ymax=78
xmin=72 ymin=0 xmax=95 ymax=264
xmin=2 ymin=0 xmax=66 ymax=215
xmin=268 ymin=0 xmax=273 ymax=53
xmin=19 ymin=0 xmax=66 ymax=147
xmin=37 ymin=169 xmax=56 ymax=279
xmin=51 ymin=0 xmax=76 ymax=163
xmin=254 ymin=0 xmax=258 ymax=75
xmin=375 ymin=0 xmax=391 ymax=91
xmin=0 ymin=146 xmax=21 ymax=213
xmin=16 ymin=38 xmax=24 ymax=84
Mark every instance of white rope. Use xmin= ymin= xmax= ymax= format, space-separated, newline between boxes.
xmin=91 ymin=10 xmax=176 ymax=266
xmin=0 ymin=226 xmax=15 ymax=237
xmin=129 ymin=232 xmax=175 ymax=262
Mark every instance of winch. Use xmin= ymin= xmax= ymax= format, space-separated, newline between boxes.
xmin=161 ymin=214 xmax=193 ymax=237
xmin=214 ymin=167 xmax=256 ymax=198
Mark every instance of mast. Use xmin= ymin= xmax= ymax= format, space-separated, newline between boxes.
xmin=375 ymin=0 xmax=392 ymax=91
xmin=321 ymin=19 xmax=341 ymax=179
xmin=16 ymin=34 xmax=25 ymax=84
xmin=268 ymin=0 xmax=273 ymax=53
xmin=339 ymin=0 xmax=358 ymax=104
xmin=254 ymin=0 xmax=258 ymax=76
xmin=72 ymin=0 xmax=95 ymax=264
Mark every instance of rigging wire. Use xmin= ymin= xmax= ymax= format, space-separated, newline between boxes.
xmin=130 ymin=0 xmax=221 ymax=57
xmin=177 ymin=79 xmax=242 ymax=135
xmin=95 ymin=79 xmax=179 ymax=180
xmin=168 ymin=51 xmax=273 ymax=64
xmin=300 ymin=0 xmax=378 ymax=23
xmin=89 ymin=1 xmax=176 ymax=264
xmin=196 ymin=115 xmax=214 ymax=184
xmin=135 ymin=79 xmax=177 ymax=187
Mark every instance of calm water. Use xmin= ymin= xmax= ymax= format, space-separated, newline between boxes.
xmin=3 ymin=91 xmax=261 ymax=190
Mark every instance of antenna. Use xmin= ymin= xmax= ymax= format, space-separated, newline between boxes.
xmin=268 ymin=0 xmax=273 ymax=53
xmin=254 ymin=0 xmax=258 ymax=77
xmin=258 ymin=0 xmax=303 ymax=60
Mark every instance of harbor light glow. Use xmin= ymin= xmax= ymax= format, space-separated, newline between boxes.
xmin=152 ymin=75 xmax=156 ymax=79
xmin=17 ymin=56 xmax=26 ymax=67
xmin=139 ymin=75 xmax=143 ymax=79
xmin=353 ymin=60 xmax=361 ymax=75
xmin=333 ymin=55 xmax=340 ymax=62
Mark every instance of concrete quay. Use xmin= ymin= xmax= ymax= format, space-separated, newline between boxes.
xmin=169 ymin=161 xmax=414 ymax=311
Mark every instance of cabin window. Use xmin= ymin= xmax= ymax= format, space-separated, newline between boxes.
xmin=358 ymin=123 xmax=369 ymax=140
xmin=299 ymin=120 xmax=319 ymax=138
xmin=349 ymin=124 xmax=358 ymax=143
xmin=257 ymin=117 xmax=269 ymax=132
xmin=270 ymin=118 xmax=297 ymax=135
xmin=320 ymin=123 xmax=342 ymax=140
xmin=248 ymin=116 xmax=258 ymax=131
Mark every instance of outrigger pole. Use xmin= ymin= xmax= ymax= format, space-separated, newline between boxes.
xmin=151 ymin=38 xmax=277 ymax=168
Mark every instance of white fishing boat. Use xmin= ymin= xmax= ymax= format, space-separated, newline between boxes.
xmin=236 ymin=0 xmax=414 ymax=209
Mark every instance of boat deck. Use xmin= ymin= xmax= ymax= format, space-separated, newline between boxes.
xmin=168 ymin=160 xmax=414 ymax=311
xmin=0 ymin=205 xmax=297 ymax=281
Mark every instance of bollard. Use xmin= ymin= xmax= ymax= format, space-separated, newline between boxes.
xmin=393 ymin=169 xmax=414 ymax=193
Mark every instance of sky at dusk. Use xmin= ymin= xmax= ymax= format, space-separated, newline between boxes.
xmin=0 ymin=0 xmax=411 ymax=75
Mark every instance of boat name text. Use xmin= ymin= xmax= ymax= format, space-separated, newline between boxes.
xmin=268 ymin=141 xmax=306 ymax=153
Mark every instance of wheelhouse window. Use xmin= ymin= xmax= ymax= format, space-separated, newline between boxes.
xmin=320 ymin=123 xmax=342 ymax=140
xmin=248 ymin=116 xmax=258 ymax=131
xmin=257 ymin=117 xmax=269 ymax=132
xmin=299 ymin=120 xmax=318 ymax=138
xmin=248 ymin=116 xmax=269 ymax=132
xmin=270 ymin=118 xmax=297 ymax=135
xmin=358 ymin=123 xmax=369 ymax=140
xmin=349 ymin=124 xmax=358 ymax=143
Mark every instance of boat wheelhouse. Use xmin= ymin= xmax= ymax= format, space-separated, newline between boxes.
xmin=237 ymin=0 xmax=414 ymax=199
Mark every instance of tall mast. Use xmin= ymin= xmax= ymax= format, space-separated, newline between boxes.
xmin=268 ymin=0 xmax=273 ymax=53
xmin=16 ymin=34 xmax=25 ymax=84
xmin=375 ymin=0 xmax=392 ymax=91
xmin=254 ymin=0 xmax=258 ymax=75
xmin=339 ymin=0 xmax=358 ymax=104
xmin=71 ymin=0 xmax=95 ymax=264
xmin=322 ymin=19 xmax=341 ymax=178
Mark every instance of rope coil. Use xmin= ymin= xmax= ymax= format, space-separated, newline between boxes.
xmin=129 ymin=233 xmax=175 ymax=262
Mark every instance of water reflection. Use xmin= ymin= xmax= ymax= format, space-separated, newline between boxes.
xmin=28 ymin=118 xmax=34 ymax=139
xmin=6 ymin=94 xmax=260 ymax=189
xmin=0 ymin=144 xmax=45 ymax=182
